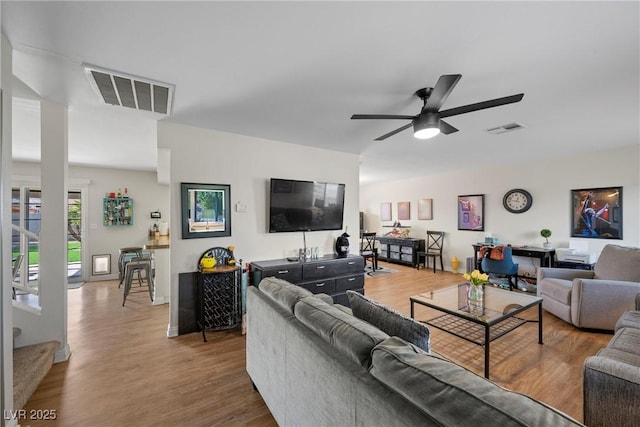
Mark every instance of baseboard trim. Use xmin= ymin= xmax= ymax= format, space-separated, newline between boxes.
xmin=167 ymin=324 xmax=178 ymax=338
xmin=153 ymin=296 xmax=169 ymax=305
xmin=54 ymin=343 xmax=71 ymax=363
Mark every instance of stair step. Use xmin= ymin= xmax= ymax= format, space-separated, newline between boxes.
xmin=13 ymin=341 xmax=59 ymax=409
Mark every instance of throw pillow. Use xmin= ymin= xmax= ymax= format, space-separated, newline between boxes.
xmin=347 ymin=290 xmax=431 ymax=352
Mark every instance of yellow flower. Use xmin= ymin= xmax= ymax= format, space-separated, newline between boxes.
xmin=462 ymin=269 xmax=489 ymax=285
xmin=228 ymin=246 xmax=235 ymax=251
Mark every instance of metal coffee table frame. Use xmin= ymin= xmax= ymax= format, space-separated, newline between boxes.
xmin=410 ymin=284 xmax=543 ymax=378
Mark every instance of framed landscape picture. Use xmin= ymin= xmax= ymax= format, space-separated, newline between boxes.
xmin=458 ymin=194 xmax=484 ymax=231
xmin=571 ymin=186 xmax=622 ymax=239
xmin=181 ymin=182 xmax=232 ymax=239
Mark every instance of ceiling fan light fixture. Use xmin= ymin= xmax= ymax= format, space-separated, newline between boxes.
xmin=413 ymin=113 xmax=440 ymax=139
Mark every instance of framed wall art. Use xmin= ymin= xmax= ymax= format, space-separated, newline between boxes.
xmin=380 ymin=202 xmax=392 ymax=221
xmin=418 ymin=198 xmax=433 ymax=220
xmin=398 ymin=201 xmax=411 ymax=221
xmin=458 ymin=194 xmax=484 ymax=231
xmin=571 ymin=186 xmax=622 ymax=239
xmin=181 ymin=183 xmax=232 ymax=239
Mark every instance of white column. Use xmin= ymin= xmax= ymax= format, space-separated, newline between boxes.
xmin=1 ymin=32 xmax=15 ymax=420
xmin=38 ymin=100 xmax=70 ymax=361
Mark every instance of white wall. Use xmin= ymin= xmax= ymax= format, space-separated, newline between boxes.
xmin=360 ymin=144 xmax=639 ymax=272
xmin=12 ymin=161 xmax=170 ymax=281
xmin=158 ymin=121 xmax=360 ymax=336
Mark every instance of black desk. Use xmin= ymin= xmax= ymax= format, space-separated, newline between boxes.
xmin=554 ymin=260 xmax=595 ymax=270
xmin=472 ymin=244 xmax=556 ymax=273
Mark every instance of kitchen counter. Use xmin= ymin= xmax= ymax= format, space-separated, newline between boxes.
xmin=145 ymin=235 xmax=170 ymax=250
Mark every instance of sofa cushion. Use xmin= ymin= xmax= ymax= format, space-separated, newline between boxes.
xmin=596 ymin=347 xmax=640 ymax=366
xmin=258 ymin=277 xmax=313 ymax=314
xmin=594 ymin=244 xmax=640 ymax=281
xmin=616 ymin=310 xmax=640 ymax=332
xmin=294 ymin=296 xmax=389 ymax=369
xmin=607 ymin=327 xmax=640 ymax=357
xmin=347 ymin=290 xmax=431 ymax=352
xmin=370 ymin=337 xmax=581 ymax=427
xmin=539 ymin=278 xmax=572 ymax=305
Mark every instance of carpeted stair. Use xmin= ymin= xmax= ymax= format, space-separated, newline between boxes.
xmin=12 ymin=327 xmax=58 ymax=409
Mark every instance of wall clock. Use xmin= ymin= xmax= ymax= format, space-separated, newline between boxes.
xmin=503 ymin=189 xmax=533 ymax=213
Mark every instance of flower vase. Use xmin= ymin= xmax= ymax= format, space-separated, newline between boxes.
xmin=467 ymin=284 xmax=484 ymax=308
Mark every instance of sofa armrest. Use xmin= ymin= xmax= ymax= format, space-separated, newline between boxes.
xmin=583 ymin=355 xmax=640 ymax=427
xmin=571 ymin=279 xmax=640 ymax=330
xmin=537 ymin=267 xmax=594 ymax=282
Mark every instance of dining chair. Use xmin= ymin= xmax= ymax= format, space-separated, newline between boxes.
xmin=122 ymin=256 xmax=154 ymax=306
xmin=118 ymin=246 xmax=143 ymax=287
xmin=360 ymin=232 xmax=378 ymax=271
xmin=416 ymin=231 xmax=445 ymax=273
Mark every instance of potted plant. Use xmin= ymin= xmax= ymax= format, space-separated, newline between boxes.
xmin=540 ymin=229 xmax=552 ymax=249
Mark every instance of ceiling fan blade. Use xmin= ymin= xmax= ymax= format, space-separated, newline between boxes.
xmin=374 ymin=122 xmax=414 ymax=141
xmin=351 ymin=114 xmax=416 ymax=120
xmin=424 ymin=74 xmax=462 ymax=112
xmin=440 ymin=120 xmax=458 ymax=135
xmin=439 ymin=93 xmax=524 ymax=118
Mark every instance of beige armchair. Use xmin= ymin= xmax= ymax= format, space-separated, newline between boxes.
xmin=537 ymin=244 xmax=640 ymax=330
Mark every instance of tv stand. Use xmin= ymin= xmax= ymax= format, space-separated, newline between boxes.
xmin=250 ymin=254 xmax=364 ymax=306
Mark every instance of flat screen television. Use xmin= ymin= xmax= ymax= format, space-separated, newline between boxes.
xmin=269 ymin=178 xmax=346 ymax=233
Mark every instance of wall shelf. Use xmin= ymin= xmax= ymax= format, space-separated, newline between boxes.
xmin=103 ymin=197 xmax=133 ymax=226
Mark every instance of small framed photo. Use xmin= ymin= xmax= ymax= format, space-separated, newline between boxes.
xmin=458 ymin=194 xmax=484 ymax=231
xmin=397 ymin=201 xmax=411 ymax=221
xmin=92 ymin=254 xmax=111 ymax=275
xmin=418 ymin=198 xmax=433 ymax=220
xmin=380 ymin=202 xmax=392 ymax=221
xmin=571 ymin=187 xmax=622 ymax=239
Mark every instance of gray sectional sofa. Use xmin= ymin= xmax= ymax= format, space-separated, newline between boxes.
xmin=583 ymin=294 xmax=640 ymax=427
xmin=246 ymin=277 xmax=582 ymax=426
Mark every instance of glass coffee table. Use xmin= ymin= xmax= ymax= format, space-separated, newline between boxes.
xmin=410 ymin=283 xmax=543 ymax=378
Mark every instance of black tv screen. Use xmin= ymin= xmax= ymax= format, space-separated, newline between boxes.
xmin=269 ymin=178 xmax=346 ymax=233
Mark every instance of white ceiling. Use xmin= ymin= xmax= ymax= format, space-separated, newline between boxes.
xmin=2 ymin=1 xmax=639 ymax=184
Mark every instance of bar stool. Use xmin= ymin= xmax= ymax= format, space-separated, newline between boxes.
xmin=122 ymin=257 xmax=154 ymax=306
xmin=118 ymin=247 xmax=143 ymax=287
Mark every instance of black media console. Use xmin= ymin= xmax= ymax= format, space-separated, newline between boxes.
xmin=250 ymin=254 xmax=365 ymax=306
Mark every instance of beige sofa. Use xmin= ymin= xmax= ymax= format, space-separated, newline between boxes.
xmin=537 ymin=244 xmax=640 ymax=330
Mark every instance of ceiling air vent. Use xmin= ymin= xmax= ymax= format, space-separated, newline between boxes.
xmin=83 ymin=64 xmax=174 ymax=116
xmin=485 ymin=122 xmax=527 ymax=135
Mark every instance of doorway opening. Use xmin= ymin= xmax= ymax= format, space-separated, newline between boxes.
xmin=12 ymin=187 xmax=86 ymax=304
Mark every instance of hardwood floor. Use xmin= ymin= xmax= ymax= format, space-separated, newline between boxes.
xmin=22 ymin=262 xmax=612 ymax=425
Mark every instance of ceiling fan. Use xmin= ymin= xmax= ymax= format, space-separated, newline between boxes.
xmin=351 ymin=74 xmax=524 ymax=141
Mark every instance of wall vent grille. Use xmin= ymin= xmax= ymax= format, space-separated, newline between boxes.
xmin=485 ymin=122 xmax=527 ymax=135
xmin=83 ymin=64 xmax=174 ymax=115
